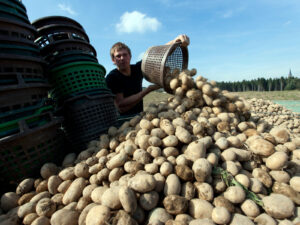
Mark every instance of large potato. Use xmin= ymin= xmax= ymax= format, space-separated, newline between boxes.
xmin=128 ymin=173 xmax=156 ymax=193
xmin=262 ymin=193 xmax=295 ymax=219
xmin=85 ymin=205 xmax=110 ymax=225
xmin=119 ymin=186 xmax=137 ymax=213
xmin=50 ymin=209 xmax=79 ymax=225
xmin=62 ymin=178 xmax=87 ymax=205
xmin=189 ymin=198 xmax=213 ymax=219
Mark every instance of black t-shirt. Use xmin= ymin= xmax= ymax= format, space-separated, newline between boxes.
xmin=105 ymin=61 xmax=143 ymax=116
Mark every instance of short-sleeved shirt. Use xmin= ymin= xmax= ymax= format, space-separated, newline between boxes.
xmin=105 ymin=61 xmax=143 ymax=116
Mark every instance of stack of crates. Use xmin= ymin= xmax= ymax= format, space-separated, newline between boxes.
xmin=0 ymin=0 xmax=64 ymax=191
xmin=33 ymin=16 xmax=118 ymax=152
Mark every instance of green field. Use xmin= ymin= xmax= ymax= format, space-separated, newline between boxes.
xmin=144 ymin=90 xmax=300 ymax=108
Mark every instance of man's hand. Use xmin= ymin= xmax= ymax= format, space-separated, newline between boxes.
xmin=174 ymin=34 xmax=190 ymax=47
xmin=166 ymin=34 xmax=190 ymax=47
xmin=147 ymin=84 xmax=161 ymax=92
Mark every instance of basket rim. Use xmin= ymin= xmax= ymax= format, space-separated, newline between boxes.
xmin=32 ymin=15 xmax=84 ymax=30
xmin=50 ymin=61 xmax=106 ymax=75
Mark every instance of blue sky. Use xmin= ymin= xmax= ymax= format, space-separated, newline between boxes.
xmin=22 ymin=0 xmax=300 ymax=86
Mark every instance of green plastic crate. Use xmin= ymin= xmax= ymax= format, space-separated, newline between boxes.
xmin=49 ymin=61 xmax=107 ymax=101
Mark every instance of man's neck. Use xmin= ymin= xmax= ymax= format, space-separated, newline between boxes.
xmin=118 ymin=66 xmax=131 ymax=76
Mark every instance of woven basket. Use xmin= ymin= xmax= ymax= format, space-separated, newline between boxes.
xmin=49 ymin=61 xmax=106 ymax=103
xmin=141 ymin=42 xmax=188 ymax=93
xmin=60 ymin=93 xmax=118 ymax=151
xmin=0 ymin=113 xmax=64 ymax=189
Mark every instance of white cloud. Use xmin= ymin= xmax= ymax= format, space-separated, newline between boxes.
xmin=284 ymin=20 xmax=292 ymax=25
xmin=222 ymin=10 xmax=233 ymax=18
xmin=116 ymin=11 xmax=161 ymax=34
xmin=58 ymin=3 xmax=77 ymax=15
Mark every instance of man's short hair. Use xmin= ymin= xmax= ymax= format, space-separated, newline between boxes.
xmin=110 ymin=42 xmax=131 ymax=60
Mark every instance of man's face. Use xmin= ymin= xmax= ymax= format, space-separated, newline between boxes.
xmin=112 ymin=48 xmax=131 ymax=70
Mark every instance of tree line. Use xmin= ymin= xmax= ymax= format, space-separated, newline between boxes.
xmin=216 ymin=76 xmax=300 ymax=92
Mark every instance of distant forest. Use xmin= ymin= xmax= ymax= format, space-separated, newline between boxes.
xmin=216 ymin=76 xmax=300 ymax=92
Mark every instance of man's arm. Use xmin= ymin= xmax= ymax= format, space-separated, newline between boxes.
xmin=114 ymin=85 xmax=160 ymax=113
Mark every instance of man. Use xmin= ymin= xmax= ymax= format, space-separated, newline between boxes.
xmin=105 ymin=34 xmax=190 ymax=117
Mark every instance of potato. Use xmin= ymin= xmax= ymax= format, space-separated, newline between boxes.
xmin=254 ymin=213 xmax=277 ymax=225
xmin=241 ymin=199 xmax=260 ymax=218
xmin=272 ymin=182 xmax=300 ymax=205
xmin=90 ymin=186 xmax=108 ymax=204
xmin=192 ymin=158 xmax=212 ymax=182
xmin=58 ymin=167 xmax=75 ymax=181
xmin=175 ymin=126 xmax=192 ymax=144
xmin=29 ymin=191 xmax=51 ymax=204
xmin=17 ymin=202 xmax=36 ymax=218
xmin=248 ymin=138 xmax=275 ymax=156
xmin=31 ymin=216 xmax=50 ymax=225
xmin=128 ymin=173 xmax=156 ymax=193
xmin=147 ymin=207 xmax=172 ymax=224
xmin=160 ymin=119 xmax=175 ymax=135
xmin=290 ymin=176 xmax=300 ymax=192
xmin=194 ymin=182 xmax=214 ymax=202
xmin=211 ymin=207 xmax=231 ymax=224
xmin=119 ymin=186 xmax=137 ymax=213
xmin=16 ymin=178 xmax=34 ymax=195
xmin=148 ymin=136 xmax=162 ymax=147
xmin=47 ymin=176 xmax=62 ymax=195
xmin=108 ymin=167 xmax=124 ymax=182
xmin=235 ymin=174 xmax=250 ymax=188
xmin=23 ymin=213 xmax=38 ymax=225
xmin=50 ymin=209 xmax=79 ymax=225
xmin=145 ymin=163 xmax=158 ymax=174
xmin=78 ymin=203 xmax=97 ymax=225
xmin=101 ymin=187 xmax=121 ymax=210
xmin=164 ymin=174 xmax=181 ymax=196
xmin=74 ymin=162 xmax=90 ymax=178
xmin=62 ymin=178 xmax=87 ymax=205
xmin=162 ymin=135 xmax=179 ymax=147
xmin=224 ymin=186 xmax=245 ymax=204
xmin=154 ymin=173 xmax=166 ymax=192
xmin=151 ymin=128 xmax=167 ymax=139
xmin=76 ymin=197 xmax=91 ymax=211
xmin=230 ymin=213 xmax=255 ymax=225
xmin=270 ymin=127 xmax=290 ymax=144
xmin=40 ymin=163 xmax=58 ymax=179
xmin=184 ymin=140 xmax=206 ymax=161
xmin=160 ymin=161 xmax=173 ymax=176
xmin=252 ymin=168 xmax=272 ymax=188
xmin=124 ymin=161 xmax=143 ymax=174
xmin=36 ymin=198 xmax=56 ymax=217
xmin=1 ymin=192 xmax=19 ymax=212
xmin=163 ymin=195 xmax=188 ymax=215
xmin=189 ymin=198 xmax=214 ymax=219
xmin=133 ymin=149 xmax=152 ymax=164
xmin=139 ymin=191 xmax=159 ymax=211
xmin=266 ymin=151 xmax=288 ymax=170
xmin=175 ymin=214 xmax=193 ymax=223
xmin=269 ymin=171 xmax=291 ymax=183
xmin=262 ymin=193 xmax=295 ymax=219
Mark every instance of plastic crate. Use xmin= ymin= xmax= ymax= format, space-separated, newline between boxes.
xmin=61 ymin=94 xmax=118 ymax=151
xmin=49 ymin=61 xmax=107 ymax=101
xmin=0 ymin=83 xmax=50 ymax=113
xmin=39 ymin=39 xmax=96 ymax=58
xmin=0 ymin=113 xmax=64 ymax=188
xmin=32 ymin=16 xmax=84 ymax=30
xmin=0 ymin=99 xmax=52 ymax=124
xmin=0 ymin=17 xmax=37 ymax=42
xmin=0 ymin=54 xmax=45 ymax=73
xmin=47 ymin=51 xmax=98 ymax=69
xmin=0 ymin=1 xmax=29 ymax=24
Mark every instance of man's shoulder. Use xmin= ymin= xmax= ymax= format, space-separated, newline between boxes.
xmin=106 ymin=69 xmax=120 ymax=80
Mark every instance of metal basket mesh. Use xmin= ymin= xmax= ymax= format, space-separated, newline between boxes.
xmin=141 ymin=43 xmax=188 ymax=93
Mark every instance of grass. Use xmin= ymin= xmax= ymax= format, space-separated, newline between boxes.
xmin=144 ymin=90 xmax=300 ymax=108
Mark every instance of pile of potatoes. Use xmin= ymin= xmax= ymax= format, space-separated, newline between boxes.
xmin=1 ymin=68 xmax=300 ymax=225
xmin=247 ymin=98 xmax=300 ymax=134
